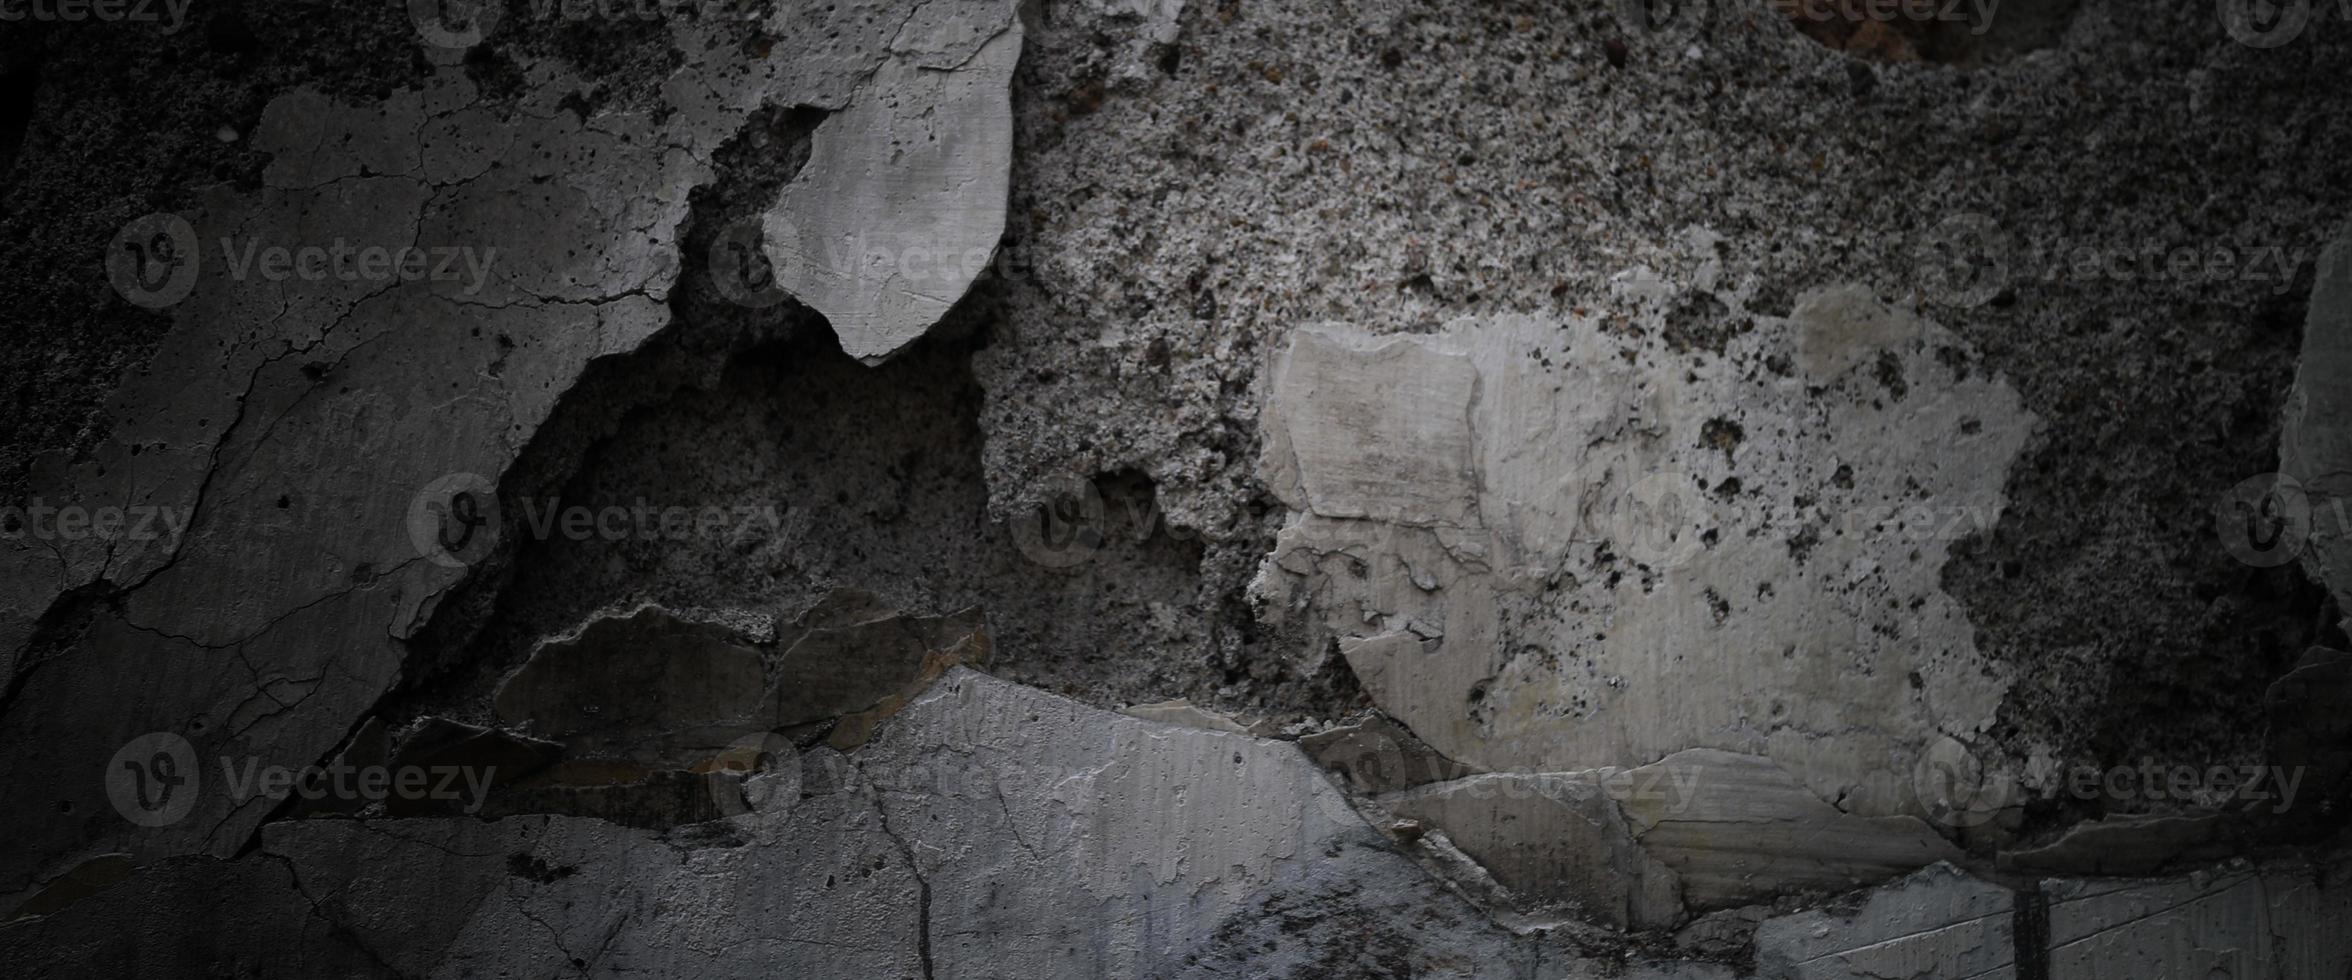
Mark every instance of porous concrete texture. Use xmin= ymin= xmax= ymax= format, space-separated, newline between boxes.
xmin=2 ymin=0 xmax=2351 ymax=975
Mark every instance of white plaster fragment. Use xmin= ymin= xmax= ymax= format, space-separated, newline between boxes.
xmin=764 ymin=6 xmax=1022 ymax=364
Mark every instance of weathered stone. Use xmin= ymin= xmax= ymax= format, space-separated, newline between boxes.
xmin=11 ymin=655 xmax=2342 ymax=978
xmin=846 ymin=668 xmax=1684 ymax=976
xmin=1255 ymin=295 xmax=2021 ymax=917
xmin=1068 ymin=0 xmax=1184 ymax=86
xmin=0 ymin=0 xmax=1026 ymax=899
xmin=1260 ymin=327 xmax=1485 ymax=527
xmin=2267 ymin=646 xmax=2352 ymax=819
xmin=4 ymin=854 xmax=131 ymax=922
xmin=2044 ymin=858 xmax=2352 ymax=980
xmin=1675 ymin=905 xmax=1771 ymax=960
xmin=1382 ymin=772 xmax=1683 ymax=929
xmin=3 ymin=668 xmax=1641 ymax=977
xmin=477 ymin=766 xmax=735 ymax=829
xmin=0 ymin=854 xmax=397 ymax=978
xmin=1299 ymin=712 xmax=1479 ymax=794
xmin=1255 ymin=293 xmax=2035 ymax=824
xmin=474 ymin=597 xmax=988 ymax=817
xmin=0 ymin=596 xmax=407 ymax=893
xmin=1 ymin=0 xmax=2345 ymax=970
xmin=260 ymin=794 xmax=925 ymax=979
xmin=1616 ymin=750 xmax=1964 ymax=910
xmin=776 ymin=604 xmax=989 ymax=749
xmin=493 ymin=605 xmax=770 ymax=764
xmin=289 ymin=717 xmax=390 ymax=819
xmin=382 ymin=718 xmax=562 ymax=817
xmin=1753 ymin=863 xmax=2014 ymax=980
xmin=2000 ymin=812 xmax=2235 ymax=878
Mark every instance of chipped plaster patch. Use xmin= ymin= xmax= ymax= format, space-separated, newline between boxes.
xmin=763 ymin=2 xmax=1020 ymax=364
xmin=1256 ymin=286 xmax=2038 ymax=833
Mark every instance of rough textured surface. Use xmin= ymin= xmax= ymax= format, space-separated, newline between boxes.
xmin=1615 ymin=750 xmax=1965 ymax=911
xmin=1382 ymin=771 xmax=1686 ymax=929
xmin=0 ymin=0 xmax=1024 ymax=903
xmin=978 ymin=0 xmax=2352 ymax=784
xmin=2044 ymin=857 xmax=2352 ymax=979
xmin=3 ymin=0 xmax=2350 ymax=973
xmin=0 ymin=668 xmax=1632 ymax=977
xmin=1752 ymin=864 xmax=2014 ymax=980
